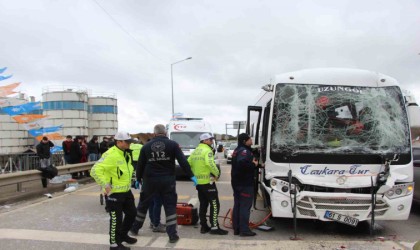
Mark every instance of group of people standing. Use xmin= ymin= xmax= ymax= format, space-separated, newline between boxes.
xmin=62 ymin=135 xmax=114 ymax=165
xmin=90 ymin=124 xmax=259 ymax=250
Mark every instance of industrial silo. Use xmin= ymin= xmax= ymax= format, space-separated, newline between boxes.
xmin=0 ymin=97 xmax=33 ymax=154
xmin=88 ymin=94 xmax=118 ymax=138
xmin=42 ymin=86 xmax=89 ymax=137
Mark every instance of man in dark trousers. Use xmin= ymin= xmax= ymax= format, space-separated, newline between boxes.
xmin=36 ymin=136 xmax=54 ymax=188
xmin=130 ymin=124 xmax=197 ymax=243
xmin=69 ymin=136 xmax=83 ymax=179
xmin=231 ymin=133 xmax=258 ymax=237
xmin=188 ymin=133 xmax=228 ymax=235
xmin=91 ymin=131 xmax=137 ymax=250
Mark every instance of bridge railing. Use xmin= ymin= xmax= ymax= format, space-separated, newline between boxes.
xmin=0 ymin=152 xmax=65 ymax=173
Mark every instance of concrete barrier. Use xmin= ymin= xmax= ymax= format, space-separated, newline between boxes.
xmin=0 ymin=162 xmax=94 ymax=188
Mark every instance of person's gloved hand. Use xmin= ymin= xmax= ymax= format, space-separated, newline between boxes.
xmin=190 ymin=176 xmax=198 ymax=186
xmin=135 ymin=181 xmax=141 ymax=189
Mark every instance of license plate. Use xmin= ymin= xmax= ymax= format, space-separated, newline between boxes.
xmin=324 ymin=210 xmax=359 ymax=227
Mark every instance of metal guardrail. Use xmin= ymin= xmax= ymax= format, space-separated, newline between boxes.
xmin=0 ymin=162 xmax=94 ymax=189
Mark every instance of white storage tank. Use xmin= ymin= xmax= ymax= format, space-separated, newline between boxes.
xmin=42 ymin=86 xmax=89 ymax=137
xmin=88 ymin=94 xmax=118 ymax=138
xmin=0 ymin=97 xmax=34 ymax=154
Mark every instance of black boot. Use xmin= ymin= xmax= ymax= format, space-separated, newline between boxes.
xmin=130 ymin=221 xmax=143 ymax=235
xmin=200 ymin=225 xmax=211 ymax=234
xmin=121 ymin=235 xmax=137 ymax=244
xmin=110 ymin=243 xmax=130 ymax=250
xmin=210 ymin=227 xmax=229 ymax=235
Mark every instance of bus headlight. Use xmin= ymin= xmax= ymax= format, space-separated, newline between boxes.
xmin=281 ymin=200 xmax=289 ymax=207
xmin=384 ymin=183 xmax=414 ymax=199
xmin=271 ymin=179 xmax=277 ymax=187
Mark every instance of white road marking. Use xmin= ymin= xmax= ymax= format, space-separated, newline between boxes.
xmin=0 ymin=228 xmax=152 ymax=247
xmin=0 ymin=228 xmax=408 ymax=249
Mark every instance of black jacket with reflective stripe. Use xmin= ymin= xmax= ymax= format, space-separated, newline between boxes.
xmin=137 ymin=136 xmax=193 ymax=179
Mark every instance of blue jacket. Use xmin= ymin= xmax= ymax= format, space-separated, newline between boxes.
xmin=137 ymin=135 xmax=193 ymax=179
xmin=231 ymin=142 xmax=255 ymax=187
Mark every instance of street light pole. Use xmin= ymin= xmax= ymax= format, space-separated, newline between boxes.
xmin=171 ymin=57 xmax=192 ymax=118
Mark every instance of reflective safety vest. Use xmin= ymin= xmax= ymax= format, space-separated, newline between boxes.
xmin=91 ymin=145 xmax=134 ymax=193
xmin=130 ymin=143 xmax=143 ymax=161
xmin=188 ymin=143 xmax=219 ymax=185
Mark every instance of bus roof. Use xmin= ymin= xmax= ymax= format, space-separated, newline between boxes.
xmin=274 ymin=68 xmax=399 ymax=87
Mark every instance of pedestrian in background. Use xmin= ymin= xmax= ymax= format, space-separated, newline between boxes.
xmin=100 ymin=136 xmax=110 ymax=156
xmin=88 ymin=135 xmax=100 ymax=162
xmin=108 ymin=136 xmax=115 ymax=148
xmin=129 ymin=138 xmax=142 ymax=167
xmin=231 ymin=133 xmax=258 ymax=237
xmin=80 ymin=137 xmax=88 ymax=163
xmin=62 ymin=135 xmax=72 ymax=164
xmin=91 ymin=131 xmax=137 ymax=250
xmin=188 ymin=133 xmax=228 ymax=235
xmin=69 ymin=136 xmax=83 ymax=179
xmin=130 ymin=124 xmax=197 ymax=243
xmin=36 ymin=136 xmax=54 ymax=188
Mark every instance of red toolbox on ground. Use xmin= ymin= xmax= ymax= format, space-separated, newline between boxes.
xmin=176 ymin=202 xmax=198 ymax=225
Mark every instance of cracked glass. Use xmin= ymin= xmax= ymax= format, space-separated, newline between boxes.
xmin=270 ymin=84 xmax=410 ymax=155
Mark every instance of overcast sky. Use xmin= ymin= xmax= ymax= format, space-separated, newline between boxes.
xmin=0 ymin=0 xmax=419 ymax=135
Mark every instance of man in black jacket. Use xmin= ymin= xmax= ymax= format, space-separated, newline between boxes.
xmin=62 ymin=135 xmax=72 ymax=164
xmin=231 ymin=133 xmax=258 ymax=237
xmin=69 ymin=136 xmax=83 ymax=179
xmin=100 ymin=137 xmax=110 ymax=155
xmin=88 ymin=135 xmax=100 ymax=161
xmin=36 ymin=136 xmax=54 ymax=187
xmin=130 ymin=124 xmax=197 ymax=243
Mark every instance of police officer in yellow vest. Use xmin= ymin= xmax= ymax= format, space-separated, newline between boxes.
xmin=129 ymin=138 xmax=142 ymax=166
xmin=188 ymin=133 xmax=228 ymax=235
xmin=91 ymin=131 xmax=137 ymax=250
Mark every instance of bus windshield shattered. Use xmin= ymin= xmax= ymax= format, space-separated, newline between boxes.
xmin=270 ymin=84 xmax=411 ymax=164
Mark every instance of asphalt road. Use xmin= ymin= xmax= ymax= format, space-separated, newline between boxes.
xmin=0 ymin=152 xmax=419 ymax=250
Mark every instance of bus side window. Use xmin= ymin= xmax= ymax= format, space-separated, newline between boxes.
xmin=261 ymin=100 xmax=271 ymax=162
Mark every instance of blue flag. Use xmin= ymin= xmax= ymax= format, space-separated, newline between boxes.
xmin=28 ymin=125 xmax=62 ymax=137
xmin=2 ymin=102 xmax=42 ymax=116
xmin=0 ymin=67 xmax=6 ymax=74
xmin=50 ymin=146 xmax=63 ymax=153
xmin=0 ymin=75 xmax=13 ymax=81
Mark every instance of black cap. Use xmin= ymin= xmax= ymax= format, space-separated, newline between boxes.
xmin=42 ymin=136 xmax=48 ymax=141
xmin=238 ymin=133 xmax=250 ymax=144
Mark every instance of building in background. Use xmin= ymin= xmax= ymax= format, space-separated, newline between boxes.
xmin=0 ymin=86 xmax=118 ymax=154
xmin=0 ymin=95 xmax=35 ymax=154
